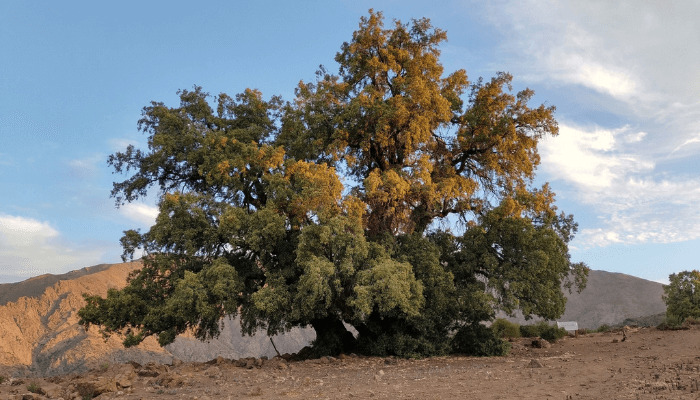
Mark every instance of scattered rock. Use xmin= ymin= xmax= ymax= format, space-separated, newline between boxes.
xmin=205 ymin=366 xmax=221 ymax=378
xmin=209 ymin=356 xmax=228 ymax=365
xmin=137 ymin=362 xmax=168 ymax=377
xmin=39 ymin=383 xmax=66 ymax=399
xmin=245 ymin=358 xmax=256 ymax=369
xmin=154 ymin=372 xmax=185 ymax=388
xmin=531 ymin=338 xmax=551 ymax=349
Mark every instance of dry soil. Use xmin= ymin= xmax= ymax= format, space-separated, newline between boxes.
xmin=2 ymin=325 xmax=699 ymax=399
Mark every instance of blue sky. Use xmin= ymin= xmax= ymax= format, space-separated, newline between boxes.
xmin=1 ymin=1 xmax=699 ymax=284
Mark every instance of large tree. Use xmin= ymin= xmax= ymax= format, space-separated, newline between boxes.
xmin=79 ymin=10 xmax=588 ymax=357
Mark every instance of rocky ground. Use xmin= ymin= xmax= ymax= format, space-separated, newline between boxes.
xmin=1 ymin=325 xmax=699 ymax=400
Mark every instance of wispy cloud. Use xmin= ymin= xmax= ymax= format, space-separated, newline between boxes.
xmin=0 ymin=214 xmax=105 ymax=282
xmin=120 ymin=202 xmax=159 ymax=228
xmin=475 ymin=1 xmax=700 ymax=250
xmin=66 ymin=154 xmax=104 ymax=179
xmin=541 ymin=124 xmax=700 ymax=248
xmin=540 ymin=124 xmax=653 ymax=192
xmin=480 ymin=0 xmax=700 ymax=145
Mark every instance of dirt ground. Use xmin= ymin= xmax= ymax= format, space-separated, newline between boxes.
xmin=2 ymin=325 xmax=699 ymax=400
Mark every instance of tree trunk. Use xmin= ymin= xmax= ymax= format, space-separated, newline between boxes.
xmin=310 ymin=315 xmax=356 ymax=356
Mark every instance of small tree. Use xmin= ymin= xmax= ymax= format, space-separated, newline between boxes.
xmin=78 ymin=10 xmax=587 ymax=357
xmin=663 ymin=270 xmax=700 ymax=324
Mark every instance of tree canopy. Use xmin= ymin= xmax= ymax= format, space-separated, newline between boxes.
xmin=79 ymin=10 xmax=588 ymax=357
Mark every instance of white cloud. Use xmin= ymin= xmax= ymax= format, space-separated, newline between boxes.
xmin=0 ymin=214 xmax=105 ymax=282
xmin=479 ymin=0 xmax=700 ymax=148
xmin=540 ymin=123 xmax=653 ymax=191
xmin=473 ymin=1 xmax=700 ymax=250
xmin=541 ymin=123 xmax=700 ymax=248
xmin=120 ymin=202 xmax=159 ymax=228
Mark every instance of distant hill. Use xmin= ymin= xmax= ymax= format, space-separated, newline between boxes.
xmin=0 ymin=261 xmax=314 ymax=376
xmin=559 ymin=270 xmax=666 ymax=329
xmin=501 ymin=270 xmax=667 ymax=329
xmin=0 ymin=263 xmax=666 ymax=376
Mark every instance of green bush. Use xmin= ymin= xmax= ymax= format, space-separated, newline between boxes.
xmin=0 ymin=375 xmax=6 ymax=384
xmin=519 ymin=323 xmax=538 ymax=338
xmin=451 ymin=324 xmax=511 ymax=356
xmin=519 ymin=321 xmax=567 ymax=342
xmin=657 ymin=315 xmax=687 ymax=331
xmin=27 ymin=382 xmax=42 ymax=394
xmin=491 ymin=318 xmax=521 ymax=339
xmin=595 ymin=324 xmax=612 ymax=333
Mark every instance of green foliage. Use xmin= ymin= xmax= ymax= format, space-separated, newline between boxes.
xmin=491 ymin=319 xmax=521 ymax=339
xmin=0 ymin=375 xmax=6 ymax=384
xmin=79 ymin=10 xmax=587 ymax=358
xmin=519 ymin=321 xmax=567 ymax=342
xmin=663 ymin=270 xmax=700 ymax=323
xmin=27 ymin=382 xmax=42 ymax=394
xmin=595 ymin=324 xmax=612 ymax=333
xmin=451 ymin=324 xmax=511 ymax=356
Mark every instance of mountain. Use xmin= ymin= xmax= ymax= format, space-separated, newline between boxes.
xmin=500 ymin=270 xmax=667 ymax=329
xmin=557 ymin=269 xmax=666 ymax=329
xmin=0 ymin=261 xmax=314 ymax=377
xmin=0 ymin=263 xmax=666 ymax=376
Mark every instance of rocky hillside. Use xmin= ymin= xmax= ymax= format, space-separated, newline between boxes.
xmin=501 ymin=270 xmax=667 ymax=329
xmin=0 ymin=262 xmax=313 ymax=377
xmin=558 ymin=270 xmax=666 ymax=329
xmin=0 ymin=263 xmax=665 ymax=376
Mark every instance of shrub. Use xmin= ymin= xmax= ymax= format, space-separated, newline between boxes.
xmin=595 ymin=324 xmax=612 ymax=333
xmin=519 ymin=321 xmax=567 ymax=342
xmin=491 ymin=318 xmax=521 ymax=339
xmin=0 ymin=375 xmax=6 ymax=384
xmin=519 ymin=323 xmax=539 ymax=338
xmin=656 ymin=314 xmax=694 ymax=331
xmin=451 ymin=324 xmax=511 ymax=356
xmin=27 ymin=382 xmax=42 ymax=394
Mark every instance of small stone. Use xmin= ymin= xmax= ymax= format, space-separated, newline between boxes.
xmin=529 ymin=359 xmax=544 ymax=368
xmin=245 ymin=358 xmax=256 ymax=369
xmin=205 ymin=366 xmax=221 ymax=378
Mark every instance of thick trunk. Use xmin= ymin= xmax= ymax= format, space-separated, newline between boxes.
xmin=310 ymin=315 xmax=356 ymax=356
